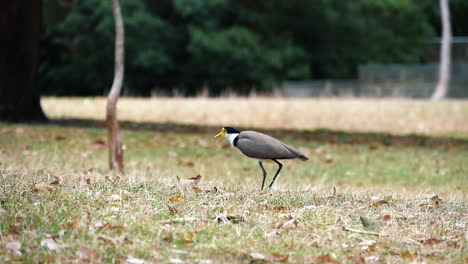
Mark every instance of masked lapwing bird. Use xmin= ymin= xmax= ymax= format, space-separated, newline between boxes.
xmin=215 ymin=127 xmax=308 ymax=190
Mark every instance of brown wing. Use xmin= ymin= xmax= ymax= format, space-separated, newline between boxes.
xmin=236 ymin=131 xmax=308 ymax=160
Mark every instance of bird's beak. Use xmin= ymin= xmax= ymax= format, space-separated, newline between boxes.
xmin=214 ymin=128 xmax=226 ymax=143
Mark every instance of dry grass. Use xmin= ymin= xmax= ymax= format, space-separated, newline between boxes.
xmin=0 ymin=169 xmax=466 ymax=263
xmin=42 ymin=97 xmax=468 ymax=137
xmin=1 ymin=98 xmax=467 ymax=263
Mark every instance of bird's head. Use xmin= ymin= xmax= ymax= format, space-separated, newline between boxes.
xmin=214 ymin=127 xmax=240 ymax=143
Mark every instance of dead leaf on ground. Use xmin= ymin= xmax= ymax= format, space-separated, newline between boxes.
xmin=41 ymin=238 xmax=61 ymax=252
xmin=248 ymin=252 xmax=266 ymax=261
xmin=93 ymin=219 xmax=104 ymax=229
xmin=55 ymin=135 xmax=66 ymax=141
xmin=275 ymin=216 xmax=299 ymax=230
xmin=347 ymin=255 xmax=366 ymax=264
xmin=1 ymin=209 xmax=11 ymax=216
xmin=359 ymin=240 xmax=376 ymax=251
xmin=167 ymin=204 xmax=178 ymax=215
xmin=401 ymin=251 xmax=415 ymax=259
xmin=88 ymin=139 xmax=106 ymax=150
xmin=323 ymin=156 xmax=334 ymax=164
xmin=162 ymin=236 xmax=173 ymax=243
xmin=431 ymin=195 xmax=442 ymax=206
xmin=371 ymin=200 xmax=395 ymax=207
xmin=271 ymin=253 xmax=289 ymax=262
xmin=168 ymin=195 xmax=186 ymax=203
xmin=192 ymin=186 xmax=203 ymax=193
xmin=316 ymin=255 xmax=339 ymax=264
xmin=76 ymin=246 xmax=100 ymax=261
xmin=5 ymin=241 xmax=22 ymax=258
xmin=314 ymin=146 xmax=324 ymax=154
xmin=377 ymin=215 xmax=392 ymax=221
xmin=63 ymin=221 xmax=79 ymax=229
xmin=50 ymin=178 xmax=60 ymax=185
xmin=126 ymin=257 xmax=145 ymax=264
xmin=32 ymin=183 xmax=54 ymax=192
xmin=179 ymin=159 xmax=195 ymax=167
xmin=421 ymin=238 xmax=442 ymax=246
xmin=98 ymin=235 xmax=117 ymax=245
xmin=188 ymin=175 xmax=201 ymax=181
xmin=264 ymin=204 xmax=289 ymax=211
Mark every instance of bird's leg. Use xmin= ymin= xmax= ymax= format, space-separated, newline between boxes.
xmin=258 ymin=160 xmax=267 ymax=191
xmin=268 ymin=159 xmax=283 ymax=190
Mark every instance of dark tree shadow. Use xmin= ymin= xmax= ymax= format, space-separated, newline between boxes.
xmin=39 ymin=118 xmax=468 ymax=150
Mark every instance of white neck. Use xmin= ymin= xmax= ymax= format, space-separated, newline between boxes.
xmin=225 ymin=133 xmax=239 ymax=146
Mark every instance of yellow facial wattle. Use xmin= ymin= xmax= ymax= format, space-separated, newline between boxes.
xmin=214 ymin=128 xmax=227 ymax=143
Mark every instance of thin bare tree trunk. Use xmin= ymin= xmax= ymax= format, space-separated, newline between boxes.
xmin=432 ymin=0 xmax=452 ymax=101
xmin=107 ymin=0 xmax=125 ymax=172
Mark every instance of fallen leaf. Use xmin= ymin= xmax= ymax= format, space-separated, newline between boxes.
xmin=55 ymin=135 xmax=66 ymax=141
xmin=249 ymin=252 xmax=266 ymax=260
xmin=264 ymin=204 xmax=288 ymax=211
xmin=179 ymin=159 xmax=194 ymax=167
xmin=422 ymin=238 xmax=442 ymax=246
xmin=98 ymin=235 xmax=117 ymax=245
xmin=32 ymin=183 xmax=54 ymax=192
xmin=50 ymin=179 xmax=60 ymax=185
xmin=63 ymin=221 xmax=79 ymax=229
xmin=126 ymin=257 xmax=145 ymax=264
xmin=168 ymin=195 xmax=186 ymax=203
xmin=188 ymin=175 xmax=201 ymax=181
xmin=0 ymin=209 xmax=11 ymax=216
xmin=347 ymin=255 xmax=366 ymax=264
xmin=323 ymin=156 xmax=334 ymax=164
xmin=192 ymin=187 xmax=203 ymax=193
xmin=88 ymin=139 xmax=106 ymax=150
xmin=5 ymin=241 xmax=22 ymax=257
xmin=110 ymin=194 xmax=121 ymax=201
xmin=431 ymin=195 xmax=442 ymax=206
xmin=93 ymin=219 xmax=104 ymax=229
xmin=76 ymin=246 xmax=100 ymax=261
xmin=314 ymin=146 xmax=324 ymax=154
xmin=365 ymin=256 xmax=379 ymax=262
xmin=165 ymin=248 xmax=190 ymax=254
xmin=275 ymin=217 xmax=298 ymax=230
xmin=162 ymin=236 xmax=173 ymax=243
xmin=401 ymin=251 xmax=415 ymax=259
xmin=372 ymin=200 xmax=395 ymax=207
xmin=271 ymin=253 xmax=289 ymax=262
xmin=378 ymin=215 xmax=392 ymax=221
xmin=359 ymin=240 xmax=376 ymax=251
xmin=167 ymin=204 xmax=178 ymax=215
xmin=41 ymin=238 xmax=61 ymax=252
xmin=316 ymin=255 xmax=339 ymax=264
xmin=169 ymin=258 xmax=184 ymax=264
xmin=368 ymin=143 xmax=379 ymax=150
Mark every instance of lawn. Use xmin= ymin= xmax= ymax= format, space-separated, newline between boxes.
xmin=0 ymin=98 xmax=467 ymax=263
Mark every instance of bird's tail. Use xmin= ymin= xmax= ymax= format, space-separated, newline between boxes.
xmin=283 ymin=144 xmax=309 ymax=161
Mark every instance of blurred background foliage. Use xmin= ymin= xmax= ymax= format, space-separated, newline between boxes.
xmin=40 ymin=0 xmax=468 ymax=96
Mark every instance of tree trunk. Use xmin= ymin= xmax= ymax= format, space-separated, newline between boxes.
xmin=432 ymin=0 xmax=452 ymax=101
xmin=0 ymin=0 xmax=47 ymax=122
xmin=106 ymin=0 xmax=125 ymax=172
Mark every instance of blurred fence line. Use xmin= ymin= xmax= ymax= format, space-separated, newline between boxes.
xmin=280 ymin=63 xmax=468 ymax=98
